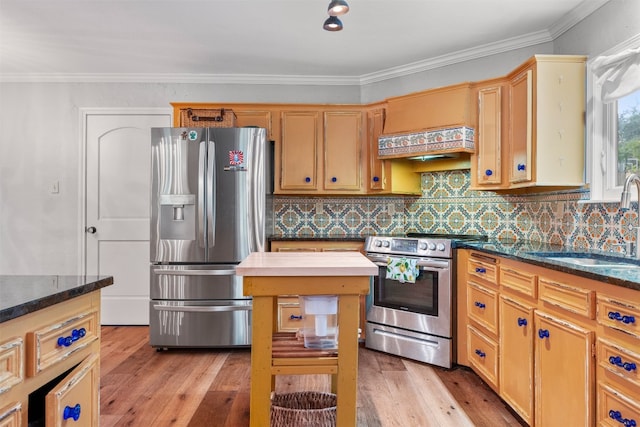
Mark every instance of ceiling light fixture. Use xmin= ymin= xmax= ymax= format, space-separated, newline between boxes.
xmin=327 ymin=0 xmax=349 ymax=16
xmin=323 ymin=15 xmax=343 ymax=32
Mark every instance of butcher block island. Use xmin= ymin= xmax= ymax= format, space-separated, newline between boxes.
xmin=237 ymin=251 xmax=378 ymax=427
xmin=0 ymin=275 xmax=113 ymax=427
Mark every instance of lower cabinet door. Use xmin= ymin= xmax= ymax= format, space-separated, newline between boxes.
xmin=46 ymin=354 xmax=99 ymax=427
xmin=499 ymin=295 xmax=534 ymax=425
xmin=0 ymin=402 xmax=22 ymax=427
xmin=534 ymin=311 xmax=594 ymax=427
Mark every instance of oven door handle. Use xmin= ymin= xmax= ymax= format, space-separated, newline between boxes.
xmin=371 ymin=260 xmax=450 ymax=269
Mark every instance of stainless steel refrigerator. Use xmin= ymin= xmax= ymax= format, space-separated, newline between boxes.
xmin=149 ymin=127 xmax=272 ymax=348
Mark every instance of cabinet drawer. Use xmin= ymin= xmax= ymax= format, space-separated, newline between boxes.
xmin=277 ymin=298 xmax=303 ymax=332
xmin=598 ymin=338 xmax=640 ymax=389
xmin=0 ymin=337 xmax=23 ymax=395
xmin=597 ymin=382 xmax=640 ymax=427
xmin=467 ymin=325 xmax=499 ymax=389
xmin=500 ymin=266 xmax=537 ymax=298
xmin=597 ymin=294 xmax=640 ymax=340
xmin=0 ymin=401 xmax=22 ymax=427
xmin=26 ymin=309 xmax=99 ymax=376
xmin=539 ymin=277 xmax=595 ymax=319
xmin=46 ymin=354 xmax=99 ymax=427
xmin=468 ymin=258 xmax=498 ymax=285
xmin=467 ymin=281 xmax=499 ymax=335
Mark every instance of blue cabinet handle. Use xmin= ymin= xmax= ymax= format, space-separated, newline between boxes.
xmin=57 ymin=328 xmax=87 ymax=347
xmin=517 ymin=163 xmax=526 ymax=171
xmin=289 ymin=314 xmax=303 ymax=320
xmin=475 ymin=349 xmax=486 ymax=358
xmin=609 ymin=311 xmax=636 ymax=324
xmin=305 ymin=177 xmax=311 ymax=183
xmin=485 ymin=169 xmax=493 ymax=176
xmin=609 ymin=409 xmax=637 ymax=426
xmin=475 ymin=267 xmax=486 ymax=274
xmin=609 ymin=356 xmax=637 ymax=372
xmin=517 ymin=318 xmax=528 ymax=327
xmin=63 ymin=404 xmax=81 ymax=421
xmin=538 ymin=329 xmax=550 ymax=339
xmin=474 ymin=301 xmax=486 ymax=309
xmin=373 ymin=176 xmax=380 ymax=182
xmin=331 ymin=177 xmax=337 ymax=182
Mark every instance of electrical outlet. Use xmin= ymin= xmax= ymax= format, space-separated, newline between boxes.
xmin=555 ymin=201 xmax=565 ymax=217
xmin=315 ymin=201 xmax=323 ymax=212
xmin=387 ymin=203 xmax=395 ymax=215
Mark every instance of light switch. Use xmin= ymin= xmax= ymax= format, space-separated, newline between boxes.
xmin=51 ymin=180 xmax=60 ymax=194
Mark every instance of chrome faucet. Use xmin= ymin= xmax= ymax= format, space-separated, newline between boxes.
xmin=620 ymin=173 xmax=640 ymax=258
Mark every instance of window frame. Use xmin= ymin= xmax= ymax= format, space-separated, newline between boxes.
xmin=586 ymin=33 xmax=640 ymax=202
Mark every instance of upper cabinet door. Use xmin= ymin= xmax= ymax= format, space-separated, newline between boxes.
xmin=324 ymin=111 xmax=363 ymax=191
xmin=235 ymin=110 xmax=274 ymax=140
xmin=509 ymin=69 xmax=533 ymax=184
xmin=368 ymin=108 xmax=386 ymax=191
xmin=476 ymin=85 xmax=504 ymax=186
xmin=279 ymin=111 xmax=320 ymax=191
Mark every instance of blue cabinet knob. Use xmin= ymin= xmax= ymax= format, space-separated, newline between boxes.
xmin=609 ymin=409 xmax=637 ymax=426
xmin=517 ymin=163 xmax=526 ymax=171
xmin=517 ymin=318 xmax=528 ymax=327
xmin=475 ymin=267 xmax=486 ymax=274
xmin=63 ymin=404 xmax=81 ymax=421
xmin=474 ymin=349 xmax=486 ymax=358
xmin=305 ymin=177 xmax=311 ymax=183
xmin=474 ymin=301 xmax=486 ymax=309
xmin=331 ymin=177 xmax=337 ymax=182
xmin=485 ymin=169 xmax=493 ymax=176
xmin=289 ymin=314 xmax=302 ymax=320
xmin=538 ymin=329 xmax=550 ymax=339
xmin=373 ymin=176 xmax=380 ymax=182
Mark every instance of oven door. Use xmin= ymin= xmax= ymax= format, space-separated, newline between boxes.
xmin=366 ymin=254 xmax=452 ymax=338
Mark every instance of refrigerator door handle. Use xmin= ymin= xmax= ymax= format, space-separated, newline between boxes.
xmin=153 ymin=268 xmax=236 ymax=276
xmin=207 ymin=140 xmax=216 ymax=250
xmin=198 ymin=140 xmax=206 ymax=249
xmin=248 ymin=133 xmax=265 ymax=253
xmin=152 ymin=304 xmax=252 ymax=313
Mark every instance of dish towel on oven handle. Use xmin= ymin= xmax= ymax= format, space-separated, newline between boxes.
xmin=386 ymin=256 xmax=419 ymax=284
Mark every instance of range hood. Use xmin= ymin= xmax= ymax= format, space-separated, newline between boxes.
xmin=378 ymin=126 xmax=475 ymax=159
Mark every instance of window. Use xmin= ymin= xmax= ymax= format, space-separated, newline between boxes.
xmin=587 ymin=34 xmax=640 ymax=202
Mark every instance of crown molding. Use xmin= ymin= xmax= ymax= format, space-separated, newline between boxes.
xmin=0 ymin=72 xmax=360 ymax=85
xmin=548 ymin=0 xmax=610 ymax=39
xmin=358 ymin=30 xmax=553 ymax=85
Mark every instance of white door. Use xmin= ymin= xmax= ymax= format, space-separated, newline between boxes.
xmin=84 ymin=109 xmax=172 ymax=325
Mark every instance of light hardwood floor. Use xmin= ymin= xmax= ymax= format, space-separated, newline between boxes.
xmin=100 ymin=326 xmax=526 ymax=427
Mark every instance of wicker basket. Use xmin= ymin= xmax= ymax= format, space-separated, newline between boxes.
xmin=270 ymin=391 xmax=337 ymax=427
xmin=179 ymin=108 xmax=236 ymax=128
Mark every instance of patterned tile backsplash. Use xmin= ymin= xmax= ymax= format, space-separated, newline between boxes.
xmin=274 ymin=169 xmax=634 ymax=252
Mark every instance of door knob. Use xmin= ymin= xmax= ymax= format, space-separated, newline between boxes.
xmin=86 ymin=226 xmax=97 ymax=234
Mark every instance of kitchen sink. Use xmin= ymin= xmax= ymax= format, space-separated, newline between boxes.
xmin=528 ymin=252 xmax=640 ymax=270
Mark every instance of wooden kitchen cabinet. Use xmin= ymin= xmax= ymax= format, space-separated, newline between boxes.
xmin=277 ymin=107 xmax=366 ymax=194
xmin=0 ymin=291 xmax=103 ymax=427
xmin=457 ymin=250 xmax=636 ymax=427
xmin=499 ymin=294 xmax=535 ymax=425
xmin=507 ymin=55 xmax=586 ymax=189
xmin=471 ymin=78 xmax=510 ymax=190
xmin=279 ymin=110 xmax=321 ymax=191
xmin=534 ymin=311 xmax=594 ymax=427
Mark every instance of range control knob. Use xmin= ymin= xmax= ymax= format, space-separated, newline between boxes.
xmin=436 ymin=243 xmax=446 ymax=251
xmin=418 ymin=242 xmax=428 ymax=250
xmin=382 ymin=240 xmax=390 ymax=248
xmin=428 ymin=242 xmax=436 ymax=250
xmin=374 ymin=240 xmax=382 ymax=247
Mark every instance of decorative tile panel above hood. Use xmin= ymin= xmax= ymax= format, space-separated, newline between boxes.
xmin=378 ymin=126 xmax=475 ymax=159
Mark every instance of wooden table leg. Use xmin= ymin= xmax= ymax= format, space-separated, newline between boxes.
xmin=250 ymin=295 xmax=274 ymax=427
xmin=335 ymin=294 xmax=360 ymax=426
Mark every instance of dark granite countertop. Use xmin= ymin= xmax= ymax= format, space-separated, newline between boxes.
xmin=0 ymin=275 xmax=114 ymax=323
xmin=457 ymin=239 xmax=640 ymax=292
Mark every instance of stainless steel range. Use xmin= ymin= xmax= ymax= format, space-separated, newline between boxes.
xmin=364 ymin=234 xmax=480 ymax=368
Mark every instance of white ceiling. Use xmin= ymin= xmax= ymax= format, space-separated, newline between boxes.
xmin=0 ymin=0 xmax=609 ymax=84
